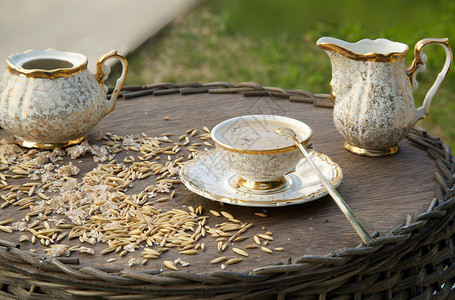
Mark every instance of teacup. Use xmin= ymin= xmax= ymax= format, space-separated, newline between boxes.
xmin=211 ymin=115 xmax=312 ymax=193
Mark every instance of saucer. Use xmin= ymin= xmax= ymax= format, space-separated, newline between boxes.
xmin=179 ymin=149 xmax=343 ymax=207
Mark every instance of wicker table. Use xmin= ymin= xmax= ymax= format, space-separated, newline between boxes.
xmin=0 ymin=82 xmax=454 ymax=299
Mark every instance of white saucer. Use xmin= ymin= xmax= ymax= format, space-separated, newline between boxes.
xmin=179 ymin=149 xmax=343 ymax=207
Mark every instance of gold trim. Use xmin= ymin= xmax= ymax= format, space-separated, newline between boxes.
xmin=317 ymin=42 xmax=408 ymax=63
xmin=407 ymin=38 xmax=452 ymax=83
xmin=6 ymin=51 xmax=87 ymax=79
xmin=180 ymin=150 xmax=343 ymax=205
xmin=14 ymin=136 xmax=86 ymax=149
xmin=229 ymin=174 xmax=292 ymax=195
xmin=213 ymin=134 xmax=312 ymax=155
xmin=95 ymin=50 xmax=128 ymax=115
xmin=237 ymin=176 xmax=286 ymax=191
xmin=344 ymin=142 xmax=399 ymax=157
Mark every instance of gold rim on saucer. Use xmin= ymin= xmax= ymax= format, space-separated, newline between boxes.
xmin=179 ymin=149 xmax=343 ymax=207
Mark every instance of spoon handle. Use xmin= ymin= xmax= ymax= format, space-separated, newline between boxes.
xmin=297 ymin=143 xmax=372 ymax=243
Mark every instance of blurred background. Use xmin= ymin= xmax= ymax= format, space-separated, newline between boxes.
xmin=125 ymin=0 xmax=455 ymax=149
xmin=1 ymin=0 xmax=454 ymax=148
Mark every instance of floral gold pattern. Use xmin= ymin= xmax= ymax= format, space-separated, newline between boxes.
xmin=0 ymin=49 xmax=128 ymax=149
xmin=211 ymin=115 xmax=313 ymax=184
xmin=317 ymin=37 xmax=452 ymax=156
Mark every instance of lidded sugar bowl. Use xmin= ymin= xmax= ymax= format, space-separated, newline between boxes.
xmin=0 ymin=49 xmax=127 ymax=149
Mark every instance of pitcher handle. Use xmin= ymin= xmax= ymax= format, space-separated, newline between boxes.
xmin=95 ymin=50 xmax=128 ymax=116
xmin=407 ymin=38 xmax=452 ymax=121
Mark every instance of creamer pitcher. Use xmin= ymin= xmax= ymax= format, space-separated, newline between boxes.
xmin=317 ymin=37 xmax=452 ymax=156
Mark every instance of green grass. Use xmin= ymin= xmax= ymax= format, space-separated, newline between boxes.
xmin=124 ymin=0 xmax=455 ymax=149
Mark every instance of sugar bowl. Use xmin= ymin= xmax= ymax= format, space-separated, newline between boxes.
xmin=0 ymin=49 xmax=127 ymax=149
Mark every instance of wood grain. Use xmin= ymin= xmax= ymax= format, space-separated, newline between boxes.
xmin=0 ymin=92 xmax=437 ymax=273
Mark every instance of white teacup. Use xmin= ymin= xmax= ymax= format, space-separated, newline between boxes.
xmin=211 ymin=115 xmax=312 ymax=193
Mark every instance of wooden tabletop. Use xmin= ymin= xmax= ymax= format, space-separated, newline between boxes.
xmin=0 ymin=90 xmax=437 ymax=274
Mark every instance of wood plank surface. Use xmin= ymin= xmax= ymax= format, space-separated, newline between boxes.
xmin=0 ymin=92 xmax=437 ymax=274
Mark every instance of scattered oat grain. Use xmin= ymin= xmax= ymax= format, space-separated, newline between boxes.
xmin=221 ymin=211 xmax=234 ymax=219
xmin=179 ymin=249 xmax=198 ymax=255
xmin=210 ymin=256 xmax=228 ymax=264
xmin=209 ymin=210 xmax=220 ymax=217
xmin=164 ymin=260 xmax=178 ymax=270
xmin=225 ymin=258 xmax=242 ymax=265
xmin=232 ymin=247 xmax=249 ymax=257
xmin=257 ymin=233 xmax=273 ymax=241
xmin=261 ymin=246 xmax=273 ymax=254
xmin=245 ymin=244 xmax=258 ymax=249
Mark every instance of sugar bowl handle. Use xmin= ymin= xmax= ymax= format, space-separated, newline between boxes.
xmin=95 ymin=50 xmax=128 ymax=116
xmin=407 ymin=38 xmax=452 ymax=121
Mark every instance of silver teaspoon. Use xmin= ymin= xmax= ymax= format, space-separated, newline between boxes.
xmin=274 ymin=127 xmax=372 ymax=243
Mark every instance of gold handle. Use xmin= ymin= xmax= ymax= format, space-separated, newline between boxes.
xmin=407 ymin=38 xmax=453 ymax=121
xmin=95 ymin=50 xmax=128 ymax=115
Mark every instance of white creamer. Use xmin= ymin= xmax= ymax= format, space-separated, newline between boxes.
xmin=317 ymin=37 xmax=452 ymax=156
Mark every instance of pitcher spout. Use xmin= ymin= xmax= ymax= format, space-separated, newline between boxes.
xmin=316 ymin=37 xmax=409 ymax=62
